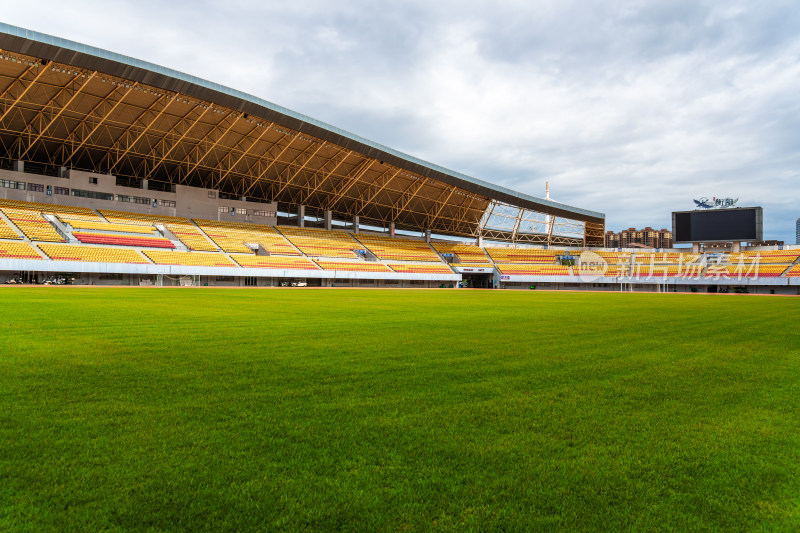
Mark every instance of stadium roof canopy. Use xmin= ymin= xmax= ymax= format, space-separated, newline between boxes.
xmin=0 ymin=23 xmax=604 ymax=244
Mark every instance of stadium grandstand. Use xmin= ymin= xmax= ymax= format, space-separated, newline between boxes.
xmin=0 ymin=24 xmax=798 ymax=293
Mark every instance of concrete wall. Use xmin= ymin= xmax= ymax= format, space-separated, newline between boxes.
xmin=0 ymin=167 xmax=278 ymax=225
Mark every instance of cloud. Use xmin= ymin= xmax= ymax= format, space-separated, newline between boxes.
xmin=4 ymin=0 xmax=800 ymax=242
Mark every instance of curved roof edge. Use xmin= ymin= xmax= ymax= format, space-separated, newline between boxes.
xmin=0 ymin=23 xmax=604 ymax=223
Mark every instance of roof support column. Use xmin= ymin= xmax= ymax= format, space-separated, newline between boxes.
xmin=13 ymin=161 xmax=23 ymax=173
xmin=324 ymin=210 xmax=332 ymax=231
xmin=352 ymin=215 xmax=359 ymax=234
xmin=424 ymin=229 xmax=431 ymax=243
xmin=476 ymin=235 xmax=483 ymax=247
xmin=298 ymin=205 xmax=305 ymax=228
xmin=142 ymin=179 xmax=149 ymax=190
xmin=389 ymin=222 xmax=395 ymax=237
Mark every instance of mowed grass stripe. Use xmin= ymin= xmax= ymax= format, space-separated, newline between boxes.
xmin=0 ymin=288 xmax=799 ymax=531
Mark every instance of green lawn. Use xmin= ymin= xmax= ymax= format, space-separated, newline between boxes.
xmin=0 ymin=288 xmax=799 ymax=531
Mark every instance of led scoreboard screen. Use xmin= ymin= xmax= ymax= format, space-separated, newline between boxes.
xmin=672 ymin=207 xmax=762 ymax=243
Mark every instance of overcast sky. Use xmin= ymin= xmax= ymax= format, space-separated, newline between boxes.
xmin=4 ymin=1 xmax=799 ymax=241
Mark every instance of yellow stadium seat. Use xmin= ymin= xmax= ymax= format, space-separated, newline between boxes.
xmin=196 ymin=219 xmax=300 ymax=255
xmin=354 ymin=234 xmax=441 ymax=262
xmin=38 ymin=244 xmax=149 ymax=264
xmin=143 ymin=250 xmax=236 ymax=267
xmin=277 ymin=227 xmax=362 ymax=258
xmin=0 ymin=242 xmax=42 ymax=259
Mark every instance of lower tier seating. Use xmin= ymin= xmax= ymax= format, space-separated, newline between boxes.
xmin=73 ymin=233 xmax=175 ymax=248
xmin=727 ymin=251 xmax=800 ymax=264
xmin=630 ymin=265 xmax=703 ymax=277
xmin=485 ymin=247 xmax=565 ymax=264
xmin=706 ymin=264 xmax=789 ymax=278
xmin=314 ymin=260 xmax=392 ymax=272
xmin=0 ymin=199 xmax=100 ymax=219
xmin=0 ymin=242 xmax=42 ymax=259
xmin=143 ymin=250 xmax=235 ymax=267
xmin=785 ymin=265 xmax=800 ymax=277
xmin=388 ymin=263 xmax=454 ymax=274
xmin=38 ymin=244 xmax=148 ymax=264
xmin=574 ymin=265 xmax=629 ymax=277
xmin=496 ymin=264 xmax=571 ymax=275
xmin=355 ymin=234 xmax=441 ymax=262
xmin=231 ymin=254 xmax=319 ymax=270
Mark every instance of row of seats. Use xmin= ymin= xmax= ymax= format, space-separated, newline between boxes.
xmin=73 ymin=232 xmax=176 ymax=249
xmin=196 ymin=219 xmax=300 ymax=256
xmin=0 ymin=199 xmax=98 ymax=218
xmin=727 ymin=250 xmax=800 ymax=264
xmin=633 ymin=253 xmax=702 ymax=264
xmin=142 ymin=250 xmax=235 ymax=267
xmin=354 ymin=234 xmax=441 ymax=262
xmin=496 ymin=264 xmax=571 ymax=275
xmin=64 ymin=219 xmax=156 ymax=234
xmin=99 ymin=210 xmax=218 ymax=252
xmin=388 ymin=263 xmax=454 ymax=274
xmin=0 ymin=241 xmax=41 ymax=259
xmin=706 ymin=264 xmax=790 ymax=278
xmin=5 ymin=240 xmax=800 ymax=278
xmin=277 ymin=227 xmax=361 ymax=258
xmin=2 ymin=200 xmax=799 ymax=274
xmin=786 ymin=265 xmax=800 ymax=277
xmin=231 ymin=254 xmax=319 ymax=270
xmin=38 ymin=243 xmax=149 ymax=264
xmin=314 ymin=260 xmax=391 ymax=272
xmin=0 ymin=216 xmax=21 ymax=239
xmin=430 ymin=242 xmax=489 ymax=264
xmin=577 ymin=265 xmax=630 ymax=277
xmin=485 ymin=247 xmax=565 ymax=264
xmin=0 ymin=208 xmax=64 ymax=242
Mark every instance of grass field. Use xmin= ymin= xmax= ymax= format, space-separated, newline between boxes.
xmin=0 ymin=288 xmax=799 ymax=531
